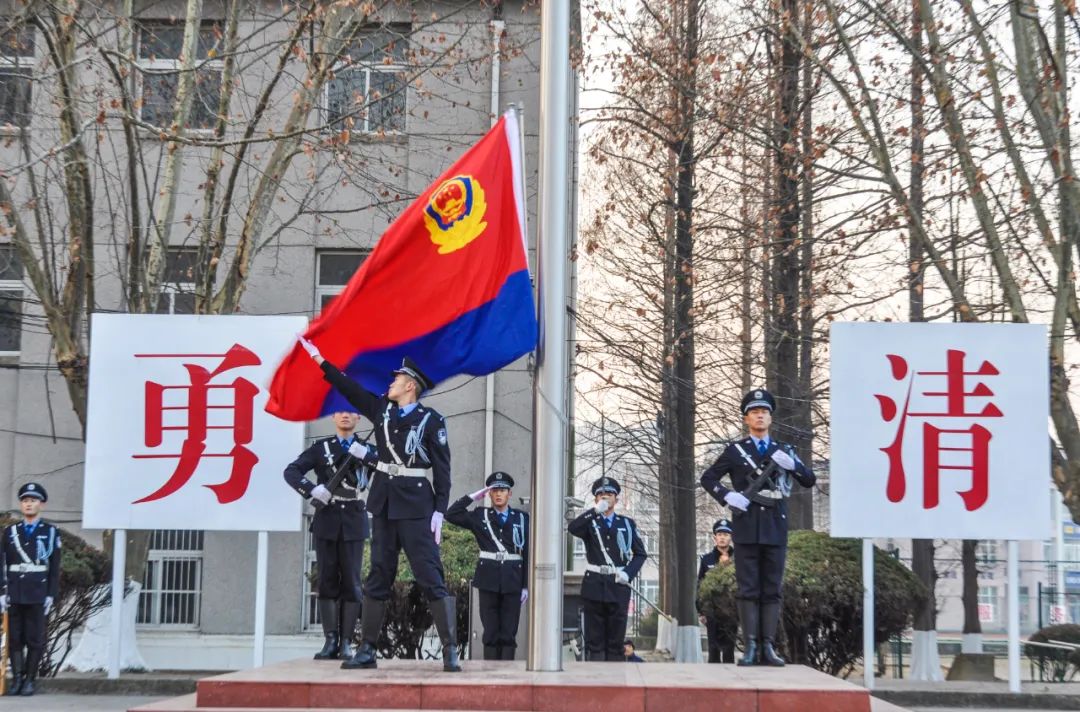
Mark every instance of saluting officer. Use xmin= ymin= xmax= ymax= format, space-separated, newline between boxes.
xmin=283 ymin=411 xmax=372 ymax=661
xmin=1 ymin=483 xmax=61 ymax=697
xmin=446 ymin=471 xmax=529 ymax=661
xmin=297 ymin=337 xmax=461 ymax=672
xmin=697 ymin=518 xmax=736 ymax=663
xmin=700 ymin=389 xmax=815 ymax=667
xmin=568 ymin=476 xmax=648 ymax=661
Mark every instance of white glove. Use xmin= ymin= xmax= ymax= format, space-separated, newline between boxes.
xmin=0 ymin=594 xmax=8 ymax=613
xmin=310 ymin=484 xmax=332 ymax=504
xmin=469 ymin=486 xmax=490 ymax=502
xmin=771 ymin=449 xmax=796 ymax=471
xmin=44 ymin=596 xmax=53 ymax=615
xmin=520 ymin=589 xmax=529 ymax=604
xmin=594 ymin=499 xmax=611 ymax=515
xmin=298 ymin=335 xmax=323 ymax=363
xmin=348 ymin=441 xmax=372 ymax=461
xmin=615 ymin=570 xmax=630 ymax=585
xmin=724 ymin=491 xmax=750 ymax=511
xmin=431 ymin=511 xmax=444 ymax=544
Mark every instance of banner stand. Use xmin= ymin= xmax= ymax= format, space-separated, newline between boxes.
xmin=109 ymin=529 xmax=126 ymax=680
xmin=863 ymin=539 xmax=874 ymax=690
xmin=254 ymin=531 xmax=269 ymax=667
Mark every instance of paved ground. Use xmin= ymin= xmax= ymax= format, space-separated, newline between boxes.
xmin=0 ymin=694 xmax=166 ymax=711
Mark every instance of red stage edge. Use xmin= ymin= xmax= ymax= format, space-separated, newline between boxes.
xmin=129 ymin=659 xmax=872 ymax=712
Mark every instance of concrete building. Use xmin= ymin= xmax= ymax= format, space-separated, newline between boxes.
xmin=0 ymin=1 xmax=542 ymax=669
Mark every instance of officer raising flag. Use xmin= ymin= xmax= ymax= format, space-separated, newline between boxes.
xmin=446 ymin=471 xmax=529 ymax=660
xmin=282 ymin=411 xmax=373 ymax=661
xmin=298 ymin=341 xmax=462 ymax=673
xmin=568 ymin=476 xmax=648 ymax=661
xmin=2 ymin=483 xmax=61 ymax=697
xmin=700 ymin=389 xmax=816 ymax=667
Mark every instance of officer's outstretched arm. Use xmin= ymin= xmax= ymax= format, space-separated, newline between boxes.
xmin=319 ymin=361 xmax=382 ymax=422
xmin=445 ymin=496 xmax=474 ymax=529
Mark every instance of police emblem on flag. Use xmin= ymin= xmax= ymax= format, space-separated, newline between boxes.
xmin=424 ymin=175 xmax=489 ymax=255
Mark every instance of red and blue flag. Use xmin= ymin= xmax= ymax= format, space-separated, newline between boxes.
xmin=266 ymin=110 xmax=536 ymax=421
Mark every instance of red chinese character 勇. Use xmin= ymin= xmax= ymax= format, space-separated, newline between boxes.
xmin=874 ymin=349 xmax=1002 ymax=511
xmin=132 ymin=344 xmax=262 ymax=505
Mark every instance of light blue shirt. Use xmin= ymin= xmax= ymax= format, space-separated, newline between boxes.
xmin=602 ymin=513 xmax=616 ymax=528
xmin=399 ymin=402 xmax=419 ymax=418
xmin=751 ymin=435 xmax=771 ymax=452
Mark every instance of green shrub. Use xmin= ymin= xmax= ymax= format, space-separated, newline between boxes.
xmin=637 ymin=609 xmax=659 ymax=638
xmin=1027 ymin=624 xmax=1080 ymax=681
xmin=695 ymin=530 xmax=927 ymax=677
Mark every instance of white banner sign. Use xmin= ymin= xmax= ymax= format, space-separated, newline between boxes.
xmin=83 ymin=314 xmax=307 ymax=531
xmin=830 ymin=323 xmax=1050 ymax=540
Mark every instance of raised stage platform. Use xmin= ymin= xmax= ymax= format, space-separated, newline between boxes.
xmin=130 ymin=658 xmax=872 ymax=712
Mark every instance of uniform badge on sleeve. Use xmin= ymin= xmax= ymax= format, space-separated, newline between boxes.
xmin=437 ymin=428 xmax=448 ymax=445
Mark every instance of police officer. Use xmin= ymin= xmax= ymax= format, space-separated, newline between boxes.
xmin=283 ymin=411 xmax=372 ymax=661
xmin=297 ymin=338 xmax=461 ymax=672
xmin=446 ymin=471 xmax=529 ymax=661
xmin=700 ymin=389 xmax=815 ymax=667
xmin=568 ymin=476 xmax=648 ymax=661
xmin=697 ymin=518 xmax=736 ymax=663
xmin=1 ymin=483 xmax=61 ymax=696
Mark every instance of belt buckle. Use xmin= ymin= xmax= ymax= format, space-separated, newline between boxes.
xmin=601 ymin=565 xmax=614 ymax=575
xmin=387 ymin=464 xmax=399 ymax=476
xmin=496 ymin=552 xmax=506 ymax=562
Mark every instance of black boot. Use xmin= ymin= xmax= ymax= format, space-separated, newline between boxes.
xmin=500 ymin=646 xmax=517 ymax=661
xmin=21 ymin=648 xmax=39 ymax=696
xmin=7 ymin=650 xmax=24 ymax=696
xmin=429 ymin=597 xmax=462 ymax=672
xmin=314 ymin=599 xmax=340 ymax=660
xmin=760 ymin=602 xmax=786 ymax=667
xmin=339 ymin=600 xmax=361 ymax=660
xmin=342 ymin=598 xmax=385 ymax=669
xmin=483 ymin=645 xmax=500 ymax=660
xmin=737 ymin=600 xmax=760 ymax=667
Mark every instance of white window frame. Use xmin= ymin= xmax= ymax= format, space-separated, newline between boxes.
xmin=977 ymin=585 xmax=998 ymax=624
xmin=322 ymin=25 xmax=408 ymax=135
xmin=135 ymin=21 xmax=223 ymax=132
xmin=976 ymin=539 xmax=999 ymax=565
xmin=137 ymin=529 xmax=204 ymax=629
xmin=156 ymin=248 xmax=197 ymax=314
xmin=0 ymin=245 xmax=24 ymax=356
xmin=0 ymin=23 xmax=33 ymax=129
xmin=315 ymin=250 xmax=369 ymax=309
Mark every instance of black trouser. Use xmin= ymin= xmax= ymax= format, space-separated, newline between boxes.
xmin=705 ymin=618 xmax=735 ymax=663
xmin=582 ymin=598 xmax=628 ymax=661
xmin=365 ymin=515 xmax=448 ymax=601
xmin=478 ymin=589 xmax=522 ymax=650
xmin=9 ymin=603 xmax=45 ymax=672
xmin=315 ymin=536 xmax=365 ymax=601
xmin=733 ymin=543 xmax=786 ymax=603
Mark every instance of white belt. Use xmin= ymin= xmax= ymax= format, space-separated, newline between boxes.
xmin=8 ymin=563 xmax=46 ymax=573
xmin=756 ymin=490 xmax=783 ymax=500
xmin=372 ymin=462 xmax=428 ymax=478
xmin=585 ymin=564 xmax=621 ymax=576
xmin=479 ymin=551 xmax=522 ymax=562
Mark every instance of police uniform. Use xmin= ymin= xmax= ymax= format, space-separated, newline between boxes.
xmin=446 ymin=471 xmax=529 ymax=660
xmin=697 ymin=518 xmax=736 ymax=664
xmin=283 ymin=432 xmax=372 ymax=660
xmin=568 ymin=477 xmax=648 ymax=661
xmin=699 ymin=389 xmax=815 ymax=667
xmin=319 ymin=357 xmax=460 ymax=672
xmin=2 ymin=483 xmax=61 ymax=696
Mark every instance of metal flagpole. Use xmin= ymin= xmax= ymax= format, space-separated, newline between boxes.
xmin=527 ymin=0 xmax=571 ymax=673
xmin=253 ymin=531 xmax=269 ymax=667
xmin=109 ymin=529 xmax=126 ymax=680
xmin=863 ymin=539 xmax=874 ymax=690
xmin=1007 ymin=540 xmax=1020 ymax=693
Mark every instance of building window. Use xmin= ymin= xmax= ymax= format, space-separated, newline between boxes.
xmin=325 ymin=25 xmax=408 ymax=134
xmin=0 ymin=245 xmax=24 ymax=354
xmin=976 ymin=540 xmax=999 ymax=565
xmin=156 ymin=248 xmax=197 ymax=314
xmin=977 ymin=585 xmax=997 ymax=624
xmin=137 ymin=21 xmax=223 ymax=129
xmin=0 ymin=23 xmax=32 ymax=128
xmin=137 ymin=529 xmax=204 ymax=628
xmin=316 ymin=251 xmax=368 ymax=310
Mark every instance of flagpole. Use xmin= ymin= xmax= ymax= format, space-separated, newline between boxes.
xmin=528 ymin=0 xmax=571 ymax=673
